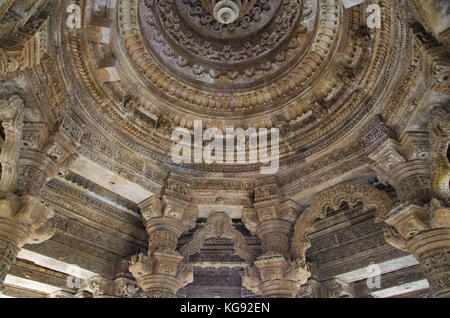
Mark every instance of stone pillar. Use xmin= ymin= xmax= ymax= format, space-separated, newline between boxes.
xmin=129 ymin=176 xmax=195 ymax=298
xmin=0 ymin=96 xmax=83 ymax=287
xmin=241 ymin=177 xmax=310 ymax=298
xmin=364 ymin=112 xmax=450 ymax=298
xmin=0 ymin=95 xmax=54 ymax=287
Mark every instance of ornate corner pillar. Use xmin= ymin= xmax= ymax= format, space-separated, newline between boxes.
xmin=241 ymin=177 xmax=310 ymax=298
xmin=129 ymin=176 xmax=195 ymax=298
xmin=363 ymin=114 xmax=450 ymax=297
xmin=0 ymin=97 xmax=83 ymax=288
xmin=0 ymin=96 xmax=55 ymax=287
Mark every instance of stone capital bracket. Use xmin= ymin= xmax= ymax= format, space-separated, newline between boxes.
xmin=128 ymin=251 xmax=193 ymax=298
xmin=138 ymin=174 xmax=197 ymax=241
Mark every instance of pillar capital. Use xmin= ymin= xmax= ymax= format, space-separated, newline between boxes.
xmin=129 ymin=252 xmax=193 ymax=298
xmin=241 ymin=256 xmax=310 ymax=298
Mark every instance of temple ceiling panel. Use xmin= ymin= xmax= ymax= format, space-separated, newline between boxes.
xmin=0 ymin=0 xmax=448 ymax=299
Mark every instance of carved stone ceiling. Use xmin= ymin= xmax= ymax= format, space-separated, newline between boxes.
xmin=57 ymin=0 xmax=404 ymax=174
xmin=1 ymin=0 xmax=448 ymax=299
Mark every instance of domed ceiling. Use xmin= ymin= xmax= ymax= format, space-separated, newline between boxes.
xmin=56 ymin=0 xmax=413 ymax=173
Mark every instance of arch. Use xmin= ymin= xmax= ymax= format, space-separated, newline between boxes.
xmin=291 ymin=182 xmax=393 ymax=260
xmin=179 ymin=212 xmax=256 ymax=264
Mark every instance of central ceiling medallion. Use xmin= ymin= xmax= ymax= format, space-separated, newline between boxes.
xmin=212 ymin=0 xmax=241 ymax=24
